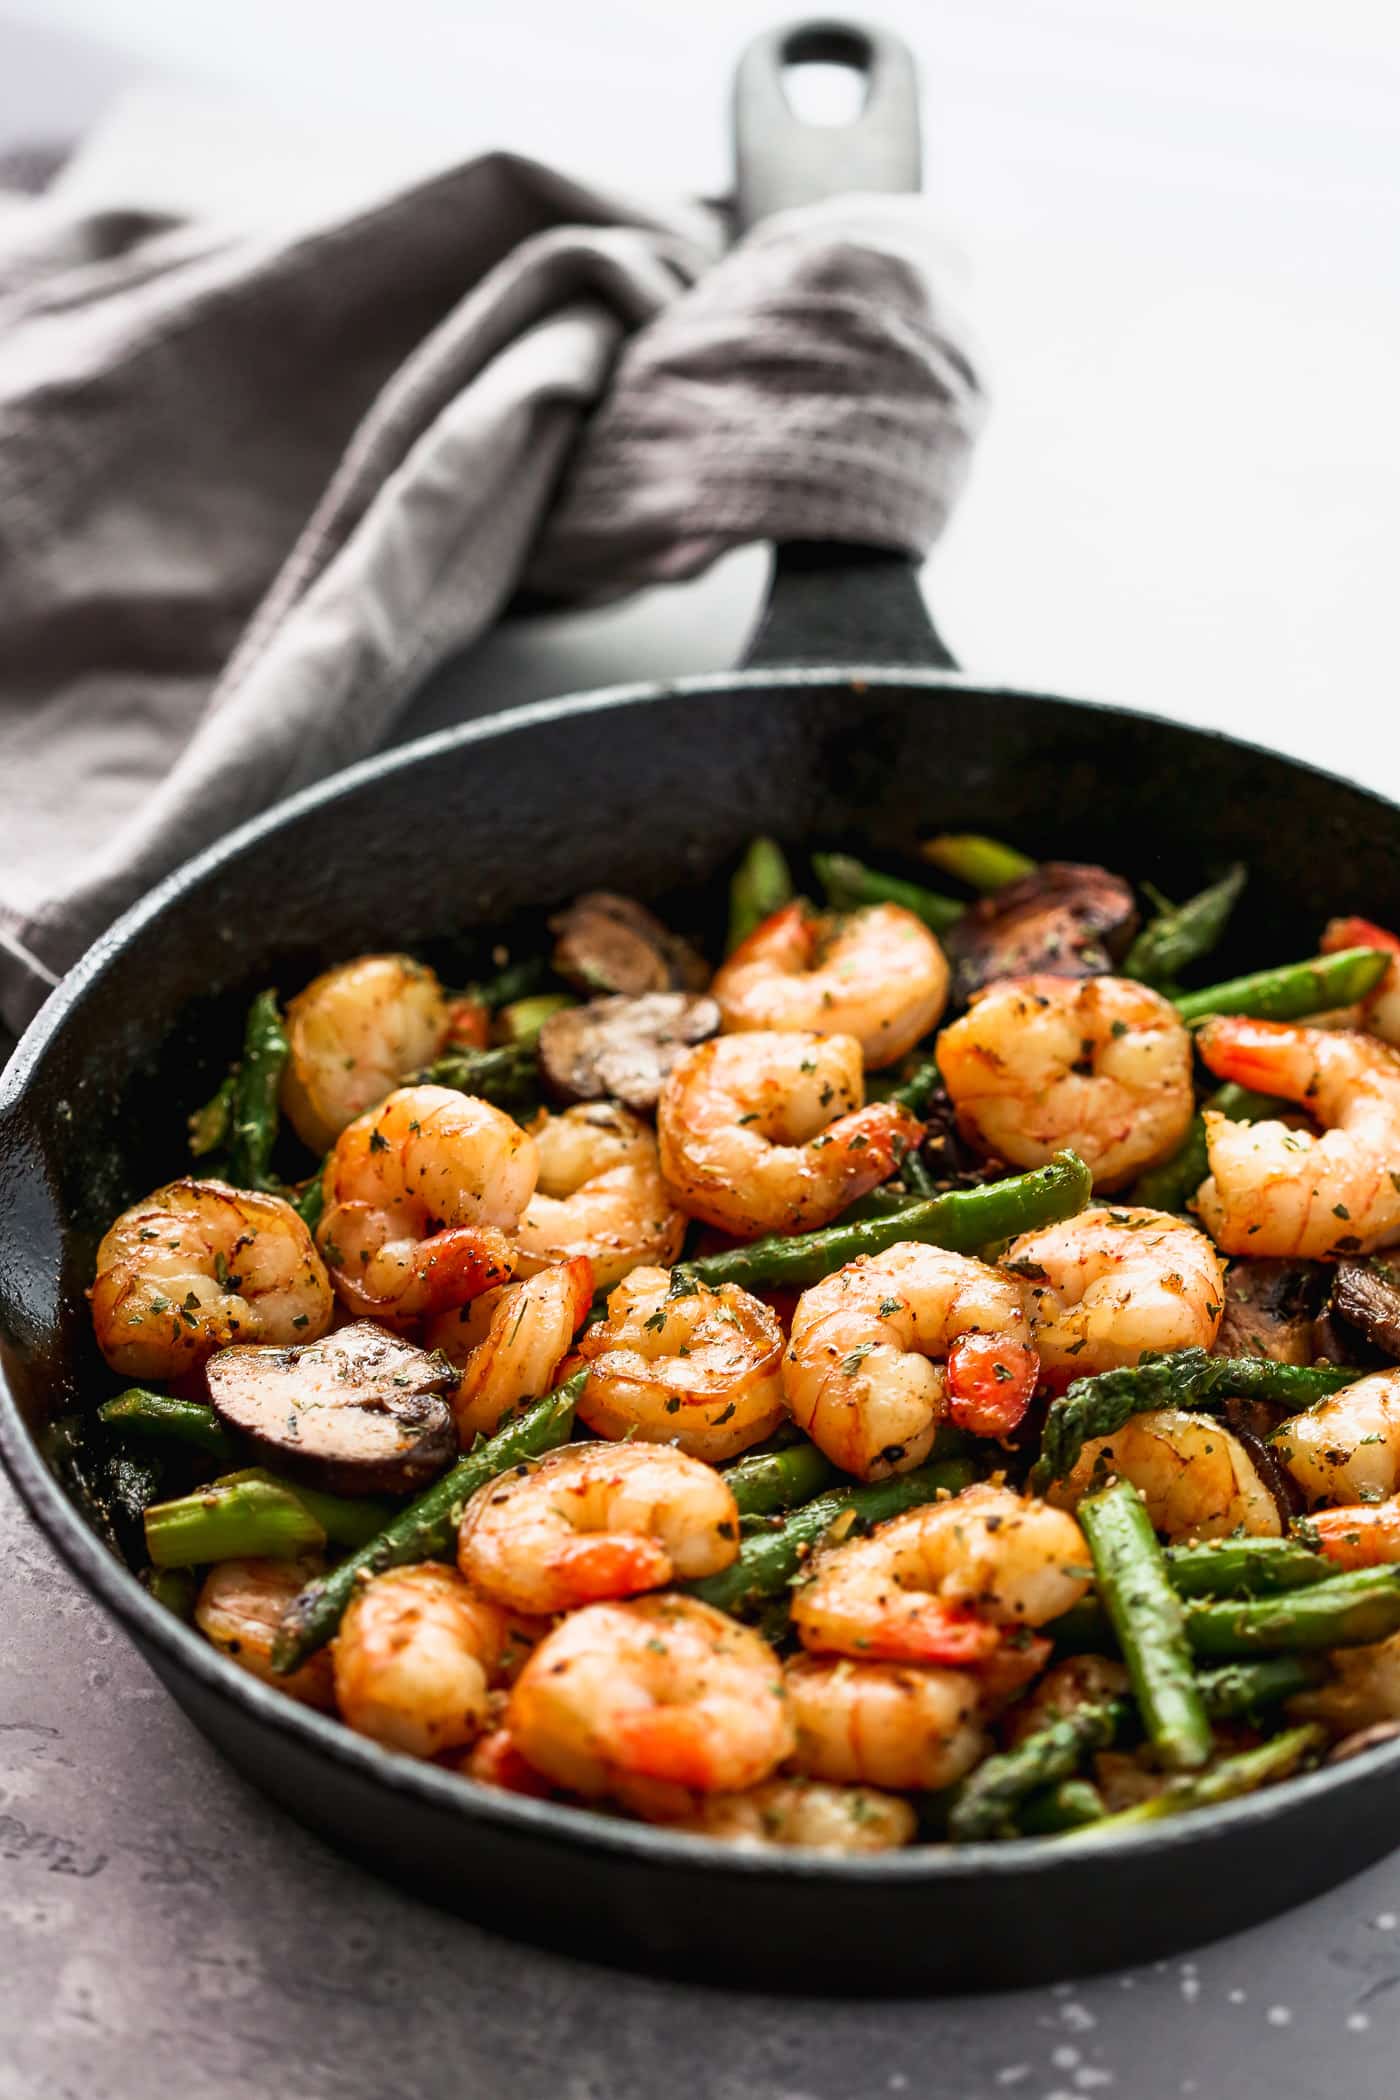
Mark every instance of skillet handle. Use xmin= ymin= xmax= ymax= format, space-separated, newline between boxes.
xmin=733 ymin=19 xmax=957 ymax=672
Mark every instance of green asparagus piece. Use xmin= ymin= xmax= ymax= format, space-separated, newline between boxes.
xmin=1195 ymin=1655 xmax=1326 ymax=1720
xmin=99 ymin=1388 xmax=237 ymax=1463
xmin=216 ymin=1468 xmax=395 ymax=1550
xmin=272 ymin=1372 xmax=585 ymax=1673
xmin=144 ymin=1476 xmax=325 ymax=1568
xmin=1184 ymin=1566 xmax=1400 ymax=1656
xmin=688 ymin=1457 xmax=977 ymax=1619
xmin=1174 ymin=946 xmax=1390 ymax=1026
xmin=293 ymin=1166 xmax=325 ymax=1233
xmin=727 ymin=837 xmax=795 ymax=951
xmin=1123 ymin=865 xmax=1246 ymax=986
xmin=143 ymin=1566 xmax=197 ymax=1620
xmin=886 ymin=1056 xmax=943 ymax=1118
xmin=900 ymin=1147 xmax=939 ymax=1197
xmin=1066 ymin=1725 xmax=1325 ymax=1839
xmin=920 ymin=834 xmax=1036 ymax=892
xmin=471 ymin=955 xmax=550 ymax=1010
xmin=417 ymin=1040 xmax=539 ymax=1108
xmin=1031 ymin=1349 xmax=1359 ymax=1493
xmin=496 ymin=993 xmax=573 ymax=1044
xmin=812 ymin=853 xmax=964 ymax=935
xmin=187 ymin=990 xmax=289 ymax=1190
xmin=1130 ymin=1083 xmax=1285 ymax=1212
xmin=948 ymin=1698 xmax=1128 ymax=1841
xmin=1166 ymin=1537 xmax=1333 ymax=1599
xmin=721 ymin=1440 xmax=837 ymax=1520
xmin=1078 ymin=1480 xmax=1212 ymax=1772
xmin=1018 ymin=1778 xmax=1107 ymax=1835
xmin=682 ymin=1150 xmax=1092 ymax=1294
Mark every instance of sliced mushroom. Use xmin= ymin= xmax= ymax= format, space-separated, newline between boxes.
xmin=942 ymin=862 xmax=1138 ymax=1003
xmin=1326 ymin=1720 xmax=1400 ymax=1765
xmin=1331 ymin=1258 xmax=1400 ymax=1362
xmin=550 ymin=892 xmax=709 ymax=998
xmin=207 ymin=1321 xmax=457 ymax=1495
xmin=537 ymin=992 xmax=721 ymax=1114
xmin=1215 ymin=1259 xmax=1330 ymax=1368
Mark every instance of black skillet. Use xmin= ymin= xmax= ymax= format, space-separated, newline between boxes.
xmin=3 ymin=21 xmax=1400 ymax=1994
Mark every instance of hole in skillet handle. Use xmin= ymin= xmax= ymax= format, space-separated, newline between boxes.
xmin=732 ymin=20 xmax=957 ymax=674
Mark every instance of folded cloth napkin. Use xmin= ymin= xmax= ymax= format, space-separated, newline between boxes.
xmin=0 ymin=147 xmax=985 ymax=1036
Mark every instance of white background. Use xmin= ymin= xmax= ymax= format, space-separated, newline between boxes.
xmin=2 ymin=0 xmax=1397 ymax=777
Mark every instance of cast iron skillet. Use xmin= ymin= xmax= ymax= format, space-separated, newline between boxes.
xmin=3 ymin=21 xmax=1400 ymax=1994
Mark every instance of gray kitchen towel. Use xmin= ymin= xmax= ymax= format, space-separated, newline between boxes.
xmin=0 ymin=150 xmax=985 ymax=1035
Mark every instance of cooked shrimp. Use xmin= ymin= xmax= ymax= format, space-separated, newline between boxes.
xmin=574 ymin=1266 xmax=786 ymax=1461
xmin=1305 ymin=1500 xmax=1400 ymax=1570
xmin=1002 ymin=1205 xmax=1225 ymax=1383
xmin=938 ymin=974 xmax=1194 ymax=1189
xmin=457 ymin=1440 xmax=739 ymax=1615
xmin=1050 ymin=1407 xmax=1283 ymax=1540
xmin=194 ymin=1556 xmax=334 ymax=1710
xmin=665 ymin=1777 xmax=916 ymax=1852
xmin=280 ymin=954 xmax=449 ymax=1153
xmin=316 ymin=1085 xmax=534 ymax=1327
xmin=1273 ymin=1367 xmax=1400 ymax=1507
xmin=1194 ymin=1019 xmax=1400 ymax=1257
xmin=782 ymin=1243 xmax=1038 ymax=1479
xmin=91 ymin=1179 xmax=333 ymax=1378
xmin=1322 ymin=917 xmax=1400 ymax=1046
xmin=784 ymin=1655 xmax=989 ymax=1792
xmin=426 ymin=1255 xmax=593 ymax=1441
xmin=792 ymin=1483 xmax=1091 ymax=1664
xmin=506 ymin=1595 xmax=794 ymax=1809
xmin=513 ymin=1103 xmax=685 ymax=1289
xmin=656 ymin=1031 xmax=923 ymax=1238
xmin=711 ymin=901 xmax=949 ymax=1068
xmin=332 ymin=1563 xmax=523 ymax=1759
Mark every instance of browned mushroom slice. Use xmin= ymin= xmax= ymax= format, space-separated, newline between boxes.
xmin=942 ymin=862 xmax=1138 ymax=1002
xmin=537 ymin=992 xmax=721 ymax=1114
xmin=1331 ymin=1258 xmax=1400 ymax=1363
xmin=550 ymin=892 xmax=709 ymax=998
xmin=206 ymin=1322 xmax=457 ymax=1495
xmin=1215 ymin=1259 xmax=1330 ymax=1367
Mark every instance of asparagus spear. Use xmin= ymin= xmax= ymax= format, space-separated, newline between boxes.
xmin=885 ymin=1056 xmax=943 ymax=1118
xmin=187 ymin=990 xmax=290 ymax=1190
xmin=920 ymin=834 xmax=1036 ymax=892
xmin=272 ymin=1372 xmax=584 ymax=1673
xmin=471 ymin=955 xmax=551 ymax=1010
xmin=1166 ymin=1537 xmax=1333 ymax=1599
xmin=496 ymin=993 xmax=573 ymax=1044
xmin=1174 ymin=946 xmax=1390 ymax=1026
xmin=416 ymin=1040 xmax=539 ymax=1108
xmin=216 ymin=1468 xmax=395 ymax=1550
xmin=721 ymin=1440 xmax=837 ymax=1520
xmin=1018 ymin=1778 xmax=1107 ymax=1835
xmin=1031 ymin=1349 xmax=1359 ymax=1492
xmin=812 ymin=853 xmax=964 ymax=935
xmin=145 ymin=1476 xmax=325 ymax=1568
xmin=1184 ymin=1566 xmax=1400 ymax=1656
xmin=1123 ymin=865 xmax=1246 ymax=986
xmin=948 ymin=1698 xmax=1127 ymax=1841
xmin=687 ymin=1456 xmax=976 ymax=1619
xmin=1065 ymin=1725 xmax=1325 ymax=1839
xmin=143 ymin=1566 xmax=197 ymax=1621
xmin=727 ymin=837 xmax=795 ymax=951
xmin=1195 ymin=1655 xmax=1326 ymax=1720
xmin=99 ymin=1388 xmax=237 ymax=1463
xmin=1078 ymin=1479 xmax=1212 ymax=1771
xmin=293 ymin=1166 xmax=325 ymax=1233
xmin=682 ymin=1150 xmax=1092 ymax=1294
xmin=1130 ymin=1083 xmax=1284 ymax=1212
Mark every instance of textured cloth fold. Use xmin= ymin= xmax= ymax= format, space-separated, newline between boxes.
xmin=0 ymin=148 xmax=985 ymax=1034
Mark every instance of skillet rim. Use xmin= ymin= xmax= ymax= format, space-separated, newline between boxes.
xmin=5 ymin=661 xmax=1400 ymax=1886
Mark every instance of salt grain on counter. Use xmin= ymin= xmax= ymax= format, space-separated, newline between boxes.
xmin=1374 ymin=1911 xmax=1397 ymax=1931
xmin=1266 ymin=2006 xmax=1293 ymax=2027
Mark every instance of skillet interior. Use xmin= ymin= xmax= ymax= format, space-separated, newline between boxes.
xmin=4 ymin=666 xmax=1400 ymax=1990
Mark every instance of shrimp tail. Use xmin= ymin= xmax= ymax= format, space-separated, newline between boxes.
xmin=466 ymin=1727 xmax=556 ymax=1797
xmin=411 ymin=1226 xmax=517 ymax=1318
xmin=611 ymin=1705 xmax=723 ymax=1789
xmin=1195 ymin=1016 xmax=1314 ymax=1099
xmin=946 ymin=1333 xmax=1040 ymax=1438
xmin=868 ymin=1604 xmax=1004 ymax=1667
xmin=549 ymin=1535 xmax=674 ymax=1602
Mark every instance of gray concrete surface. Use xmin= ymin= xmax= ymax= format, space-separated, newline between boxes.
xmin=2 ymin=1465 xmax=1397 ymax=2100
